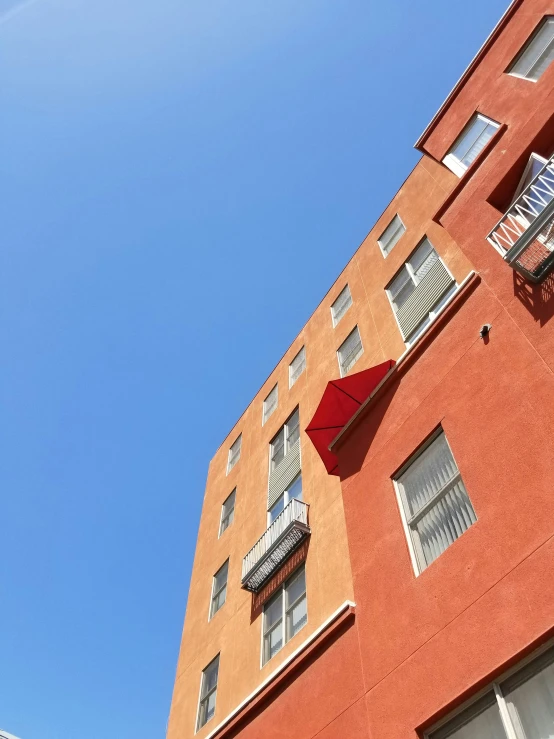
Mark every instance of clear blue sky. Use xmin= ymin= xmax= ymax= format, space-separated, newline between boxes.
xmin=1 ymin=1 xmax=508 ymax=737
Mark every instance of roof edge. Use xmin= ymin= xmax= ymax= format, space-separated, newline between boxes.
xmin=414 ymin=0 xmax=523 ymax=151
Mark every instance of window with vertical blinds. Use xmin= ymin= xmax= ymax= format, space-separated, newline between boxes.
xmin=219 ymin=489 xmax=236 ymax=536
xmin=289 ymin=346 xmax=306 ymax=387
xmin=337 ymin=326 xmax=363 ymax=376
xmin=395 ymin=431 xmax=476 ymax=573
xmin=443 ymin=114 xmax=500 ymax=177
xmin=331 ymin=285 xmax=353 ymax=327
xmin=263 ymin=384 xmax=278 ymax=425
xmin=262 ymin=565 xmax=307 ymax=665
xmin=427 ymin=643 xmax=554 ymax=739
xmin=196 ymin=655 xmax=219 ymax=731
xmin=509 ymin=16 xmax=554 ymax=82
xmin=378 ymin=214 xmax=406 ymax=257
xmin=227 ymin=434 xmax=242 ymax=474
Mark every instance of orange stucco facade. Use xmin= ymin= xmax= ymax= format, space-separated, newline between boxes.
xmin=167 ymin=1 xmax=554 ymax=737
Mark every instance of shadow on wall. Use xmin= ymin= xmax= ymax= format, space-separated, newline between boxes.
xmin=513 ymin=270 xmax=554 ymax=326
xmin=250 ymin=540 xmax=310 ymax=624
xmin=225 ymin=611 xmax=356 ymax=739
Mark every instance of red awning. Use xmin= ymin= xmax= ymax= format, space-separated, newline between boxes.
xmin=306 ymin=360 xmax=395 ymax=476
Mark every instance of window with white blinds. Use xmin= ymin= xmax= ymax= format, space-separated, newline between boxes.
xmin=219 ymin=489 xmax=236 ymax=536
xmin=226 ymin=434 xmax=242 ymax=474
xmin=386 ymin=237 xmax=456 ymax=344
xmin=378 ymin=214 xmax=406 ymax=257
xmin=395 ymin=430 xmax=476 ymax=574
xmin=509 ymin=16 xmax=554 ymax=82
xmin=262 ymin=384 xmax=278 ymax=425
xmin=443 ymin=114 xmax=500 ymax=177
xmin=270 ymin=408 xmax=300 ymax=471
xmin=337 ymin=326 xmax=363 ymax=377
xmin=262 ymin=565 xmax=307 ymax=665
xmin=289 ymin=346 xmax=306 ymax=387
xmin=427 ymin=642 xmax=554 ymax=739
xmin=209 ymin=560 xmax=229 ymax=619
xmin=331 ymin=285 xmax=353 ymax=327
xmin=196 ymin=655 xmax=219 ymax=731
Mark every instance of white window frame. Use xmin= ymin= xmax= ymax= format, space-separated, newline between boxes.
xmin=226 ymin=434 xmax=242 ymax=474
xmin=443 ymin=114 xmax=500 ymax=177
xmin=289 ymin=346 xmax=306 ymax=387
xmin=219 ymin=489 xmax=236 ymax=537
xmin=337 ymin=325 xmax=363 ymax=377
xmin=330 ymin=284 xmax=353 ymax=327
xmin=209 ymin=560 xmax=229 ymax=620
xmin=268 ymin=472 xmax=302 ymax=525
xmin=269 ymin=408 xmax=300 ymax=472
xmin=196 ymin=654 xmax=220 ymax=732
xmin=393 ymin=429 xmax=475 ymax=576
xmin=378 ymin=214 xmax=406 ymax=258
xmin=508 ymin=16 xmax=554 ymax=82
xmin=425 ymin=639 xmax=554 ymax=739
xmin=262 ymin=384 xmax=278 ymax=426
xmin=261 ymin=565 xmax=307 ymax=666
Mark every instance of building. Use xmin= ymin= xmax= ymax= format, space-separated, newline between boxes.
xmin=167 ymin=1 xmax=554 ymax=737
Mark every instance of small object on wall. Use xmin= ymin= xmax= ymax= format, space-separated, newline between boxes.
xmin=479 ymin=323 xmax=492 ymax=339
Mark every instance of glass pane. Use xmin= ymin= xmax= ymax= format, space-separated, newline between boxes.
xmin=379 ymin=215 xmax=406 ymax=255
xmin=511 ymin=18 xmax=554 ymax=80
xmin=506 ymin=658 xmax=554 ymax=738
xmin=271 ymin=429 xmax=285 ymax=468
xmin=332 ymin=285 xmax=352 ymax=324
xmin=451 ymin=116 xmax=489 ymax=163
xmin=287 ymin=474 xmax=303 ymax=502
xmin=460 ymin=122 xmax=497 ymax=168
xmin=203 ymin=659 xmax=219 ymax=695
xmin=388 ymin=267 xmax=415 ymax=311
xmin=222 ymin=490 xmax=235 ymax=518
xmin=264 ymin=591 xmax=283 ymax=629
xmin=398 ymin=433 xmax=459 ymax=518
xmin=409 ymin=239 xmax=438 ymax=283
xmin=205 ymin=690 xmax=217 ymax=722
xmin=269 ymin=495 xmax=285 ymax=523
xmin=214 ymin=561 xmax=228 ymax=592
xmin=290 ymin=347 xmax=306 ymax=384
xmin=286 ymin=567 xmax=306 ymax=608
xmin=265 ymin=621 xmax=283 ymax=661
xmin=432 ymin=700 xmax=506 ymax=739
xmin=415 ymin=480 xmax=477 ymax=567
xmin=286 ymin=409 xmax=300 ymax=445
xmin=287 ymin=594 xmax=307 ymax=638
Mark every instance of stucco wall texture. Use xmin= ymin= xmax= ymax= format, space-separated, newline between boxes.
xmin=167 ymin=1 xmax=554 ymax=737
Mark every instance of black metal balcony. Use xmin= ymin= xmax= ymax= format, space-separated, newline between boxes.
xmin=241 ymin=500 xmax=310 ymax=593
xmin=488 ymin=156 xmax=554 ymax=282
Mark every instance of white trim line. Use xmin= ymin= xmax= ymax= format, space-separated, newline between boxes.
xmin=203 ymin=600 xmax=356 ymax=739
xmin=329 ymin=271 xmax=477 ymax=452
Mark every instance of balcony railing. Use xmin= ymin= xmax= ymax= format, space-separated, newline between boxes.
xmin=487 ymin=155 xmax=554 ymax=282
xmin=241 ymin=499 xmax=310 ymax=593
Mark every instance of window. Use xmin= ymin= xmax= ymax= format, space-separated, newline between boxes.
xmin=268 ymin=473 xmax=302 ymax=524
xmin=386 ymin=237 xmax=456 ymax=344
xmin=196 ymin=655 xmax=219 ymax=731
xmin=289 ymin=346 xmax=306 ymax=387
xmin=262 ymin=565 xmax=307 ymax=665
xmin=443 ymin=114 xmax=500 ymax=177
xmin=337 ymin=326 xmax=363 ymax=376
xmin=427 ymin=643 xmax=554 ymax=739
xmin=378 ymin=214 xmax=406 ymax=257
xmin=263 ymin=385 xmax=278 ymax=425
xmin=270 ymin=408 xmax=300 ymax=471
xmin=209 ymin=560 xmax=228 ymax=619
xmin=219 ymin=489 xmax=236 ymax=536
xmin=331 ymin=285 xmax=352 ymax=327
xmin=508 ymin=16 xmax=554 ymax=82
xmin=226 ymin=434 xmax=242 ymax=474
xmin=394 ymin=430 xmax=476 ymax=574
